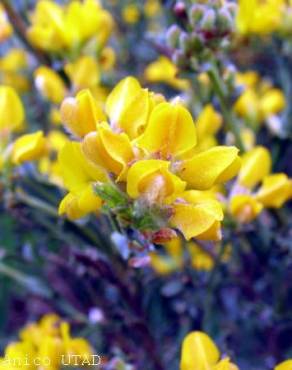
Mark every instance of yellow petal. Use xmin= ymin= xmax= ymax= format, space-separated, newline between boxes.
xmin=256 ymin=173 xmax=292 ymax=208
xmin=0 ymin=85 xmax=25 ymax=133
xmin=275 ymin=360 xmax=292 ymax=370
xmin=260 ymin=88 xmax=285 ymax=118
xmin=61 ymin=89 xmax=105 ymax=138
xmin=238 ymin=146 xmax=271 ymax=188
xmin=179 ymin=146 xmax=240 ymax=190
xmin=105 ymin=76 xmax=152 ymax=139
xmin=214 ymin=358 xmax=239 ymax=370
xmin=230 ymin=194 xmax=263 ymax=223
xmin=136 ymin=101 xmax=197 ymax=159
xmin=144 ymin=56 xmax=189 ymax=90
xmin=180 ymin=331 xmax=220 ymax=370
xmin=58 ymin=141 xmax=106 ymax=193
xmin=196 ymin=104 xmax=222 ymax=140
xmin=34 ymin=66 xmax=67 ymax=104
xmin=127 ymin=159 xmax=186 ymax=202
xmin=188 ymin=242 xmax=215 ymax=271
xmin=12 ymin=131 xmax=46 ymax=165
xmin=233 ymin=89 xmax=260 ymax=120
xmin=58 ymin=186 xmax=102 ymax=220
xmin=82 ymin=124 xmax=134 ymax=180
xmin=171 ymin=199 xmax=223 ymax=241
xmin=65 ymin=56 xmax=100 ymax=90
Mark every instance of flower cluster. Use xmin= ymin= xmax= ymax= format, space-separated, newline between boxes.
xmin=27 ymin=0 xmax=113 ymax=55
xmin=0 ymin=314 xmax=94 ymax=370
xmin=58 ymin=77 xmax=240 ymax=242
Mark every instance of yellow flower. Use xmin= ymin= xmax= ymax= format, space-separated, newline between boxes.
xmin=255 ymin=174 xmax=292 ymax=208
xmin=126 ymin=159 xmax=186 ymax=203
xmin=0 ymin=4 xmax=12 ymax=42
xmin=136 ymin=101 xmax=197 ymax=159
xmin=58 ymin=141 xmax=106 ymax=219
xmin=34 ymin=66 xmax=67 ymax=104
xmin=83 ymin=123 xmax=135 ymax=181
xmin=144 ymin=56 xmax=189 ymax=90
xmin=0 ymin=49 xmax=27 ymax=72
xmin=39 ymin=130 xmax=68 ymax=185
xmin=234 ymin=74 xmax=286 ymax=124
xmin=12 ymin=131 xmax=46 ymax=165
xmin=105 ymin=76 xmax=154 ymax=139
xmin=59 ymin=76 xmax=240 ymax=239
xmin=99 ymin=47 xmax=116 ymax=71
xmin=2 ymin=314 xmax=94 ymax=370
xmin=61 ymin=89 xmax=105 ymax=138
xmin=170 ymin=196 xmax=223 ymax=241
xmin=229 ymin=146 xmax=292 ymax=222
xmin=178 ymin=146 xmax=240 ymax=190
xmin=65 ymin=56 xmax=100 ymax=91
xmin=122 ymin=4 xmax=140 ymax=24
xmin=150 ymin=237 xmax=184 ymax=275
xmin=188 ymin=242 xmax=215 ymax=271
xmin=230 ymin=194 xmax=263 ymax=223
xmin=275 ymin=360 xmax=292 ymax=370
xmin=0 ymin=85 xmax=25 ymax=133
xmin=236 ymin=0 xmax=285 ymax=35
xmin=27 ymin=0 xmax=113 ymax=53
xmin=180 ymin=331 xmax=238 ymax=370
xmin=238 ymin=146 xmax=271 ymax=189
xmin=144 ymin=0 xmax=161 ymax=17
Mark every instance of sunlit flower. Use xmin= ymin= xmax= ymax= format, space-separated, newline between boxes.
xmin=181 ymin=331 xmax=238 ymax=370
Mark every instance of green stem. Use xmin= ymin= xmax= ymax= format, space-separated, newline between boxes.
xmin=207 ymin=64 xmax=245 ymax=152
xmin=202 ymin=242 xmax=227 ymax=331
xmin=16 ymin=191 xmax=58 ymax=217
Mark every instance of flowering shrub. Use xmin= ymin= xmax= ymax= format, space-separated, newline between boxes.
xmin=0 ymin=1 xmax=292 ymax=369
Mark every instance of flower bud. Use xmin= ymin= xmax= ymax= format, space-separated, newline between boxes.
xmin=173 ymin=1 xmax=186 ymax=18
xmin=189 ymin=4 xmax=204 ymax=27
xmin=172 ymin=50 xmax=187 ymax=68
xmin=200 ymin=9 xmax=216 ymax=32
xmin=179 ymin=32 xmax=192 ymax=54
xmin=34 ymin=66 xmax=67 ymax=104
xmin=166 ymin=24 xmax=181 ymax=49
xmin=217 ymin=7 xmax=234 ymax=32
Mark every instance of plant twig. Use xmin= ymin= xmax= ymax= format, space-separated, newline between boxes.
xmin=207 ymin=63 xmax=245 ymax=152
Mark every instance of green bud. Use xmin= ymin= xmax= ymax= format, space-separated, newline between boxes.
xmin=166 ymin=24 xmax=181 ymax=49
xmin=179 ymin=32 xmax=192 ymax=54
xmin=190 ymin=32 xmax=204 ymax=52
xmin=189 ymin=4 xmax=204 ymax=27
xmin=200 ymin=9 xmax=216 ymax=31
xmin=172 ymin=50 xmax=187 ymax=68
xmin=217 ymin=7 xmax=234 ymax=32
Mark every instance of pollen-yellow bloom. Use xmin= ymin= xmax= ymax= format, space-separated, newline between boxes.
xmin=61 ymin=89 xmax=105 ymax=138
xmin=83 ymin=123 xmax=135 ymax=181
xmin=236 ymin=0 xmax=285 ymax=35
xmin=105 ymin=76 xmax=153 ymax=139
xmin=275 ymin=360 xmax=292 ymax=370
xmin=229 ymin=146 xmax=292 ymax=222
xmin=58 ymin=141 xmax=106 ymax=219
xmin=0 ymin=85 xmax=25 ymax=133
xmin=34 ymin=66 xmax=67 ymax=104
xmin=27 ymin=0 xmax=113 ymax=53
xmin=65 ymin=56 xmax=100 ymax=91
xmin=180 ymin=331 xmax=238 ymax=370
xmin=126 ymin=159 xmax=186 ymax=203
xmin=144 ymin=56 xmax=189 ymax=90
xmin=12 ymin=131 xmax=46 ymax=165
